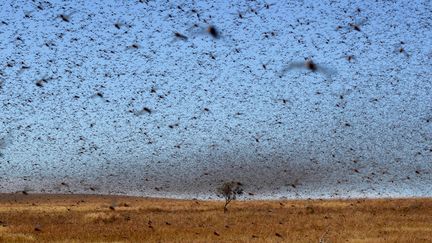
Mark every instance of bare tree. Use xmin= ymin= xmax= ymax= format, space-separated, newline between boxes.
xmin=217 ymin=181 xmax=243 ymax=213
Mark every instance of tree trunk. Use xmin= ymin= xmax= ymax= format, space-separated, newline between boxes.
xmin=223 ymin=199 xmax=231 ymax=213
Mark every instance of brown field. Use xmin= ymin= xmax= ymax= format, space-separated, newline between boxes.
xmin=0 ymin=194 xmax=431 ymax=242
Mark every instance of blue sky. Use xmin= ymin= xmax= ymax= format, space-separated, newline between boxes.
xmin=0 ymin=0 xmax=431 ymax=199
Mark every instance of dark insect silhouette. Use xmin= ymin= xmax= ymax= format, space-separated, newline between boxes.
xmin=187 ymin=24 xmax=221 ymax=39
xmin=348 ymin=23 xmax=361 ymax=31
xmin=36 ymin=78 xmax=49 ymax=87
xmin=207 ymin=26 xmax=219 ymax=38
xmin=59 ymin=14 xmax=69 ymax=22
xmin=305 ymin=59 xmax=317 ymax=71
xmin=56 ymin=11 xmax=77 ymax=23
xmin=58 ymin=13 xmax=74 ymax=22
xmin=346 ymin=55 xmax=355 ymax=62
xmin=132 ymin=107 xmax=152 ymax=116
xmin=337 ymin=17 xmax=368 ymax=33
xmin=263 ymin=3 xmax=275 ymax=9
xmin=128 ymin=43 xmax=140 ymax=49
xmin=174 ymin=32 xmax=188 ymax=41
xmin=279 ymin=59 xmax=334 ymax=80
xmin=396 ymin=42 xmax=410 ymax=57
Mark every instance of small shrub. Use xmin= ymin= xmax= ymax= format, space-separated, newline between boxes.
xmin=217 ymin=181 xmax=243 ymax=213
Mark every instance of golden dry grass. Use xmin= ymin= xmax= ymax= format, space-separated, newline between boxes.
xmin=0 ymin=194 xmax=431 ymax=242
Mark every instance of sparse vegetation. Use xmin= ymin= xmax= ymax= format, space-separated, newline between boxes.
xmin=0 ymin=194 xmax=431 ymax=242
xmin=217 ymin=181 xmax=243 ymax=213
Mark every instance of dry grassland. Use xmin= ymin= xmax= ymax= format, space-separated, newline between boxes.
xmin=0 ymin=194 xmax=431 ymax=242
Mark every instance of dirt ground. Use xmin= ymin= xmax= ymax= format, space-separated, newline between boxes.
xmin=0 ymin=193 xmax=431 ymax=242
